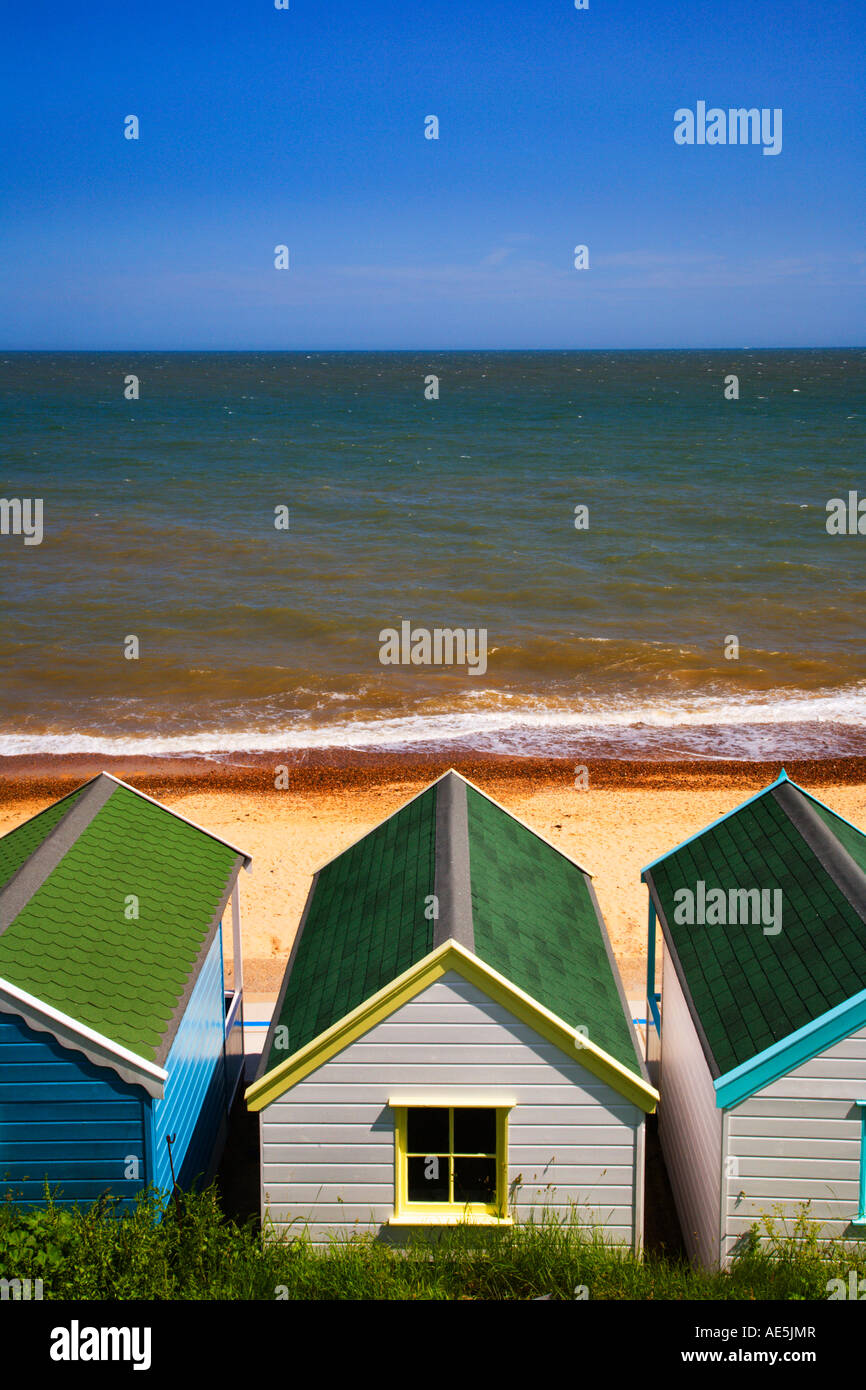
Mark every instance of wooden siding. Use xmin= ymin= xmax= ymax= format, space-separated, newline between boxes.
xmin=724 ymin=1024 xmax=866 ymax=1257
xmin=259 ymin=971 xmax=643 ymax=1247
xmin=0 ymin=1011 xmax=148 ymax=1209
xmin=658 ymin=946 xmax=723 ymax=1268
xmin=151 ymin=928 xmax=228 ymax=1193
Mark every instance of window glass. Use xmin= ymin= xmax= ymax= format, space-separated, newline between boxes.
xmin=454 ymin=1107 xmax=497 ymax=1154
xmin=407 ymin=1107 xmax=449 ymax=1154
xmin=453 ymin=1157 xmax=497 ymax=1204
xmin=408 ymin=1153 xmax=449 ymax=1202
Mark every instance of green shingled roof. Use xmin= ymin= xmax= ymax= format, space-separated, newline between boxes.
xmin=644 ymin=775 xmax=866 ymax=1077
xmin=267 ymin=785 xmax=437 ymax=1068
xmin=808 ymin=797 xmax=866 ymax=878
xmin=0 ymin=785 xmax=87 ymax=890
xmin=0 ymin=775 xmax=247 ymax=1064
xmin=264 ymin=771 xmax=642 ymax=1076
xmin=465 ymin=786 xmax=639 ymax=1071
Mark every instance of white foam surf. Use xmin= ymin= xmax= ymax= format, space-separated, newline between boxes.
xmin=0 ymin=686 xmax=863 ymax=758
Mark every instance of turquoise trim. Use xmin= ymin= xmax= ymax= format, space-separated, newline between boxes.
xmin=646 ymin=899 xmax=656 ymax=1005
xmin=715 ymin=987 xmax=866 ymax=1109
xmin=648 ymin=993 xmax=661 ymax=1034
xmin=645 ymin=899 xmax=661 ymax=1035
xmin=640 ymin=770 xmax=788 ymax=876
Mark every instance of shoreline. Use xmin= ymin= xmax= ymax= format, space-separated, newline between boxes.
xmin=2 ymin=751 xmax=866 ymax=803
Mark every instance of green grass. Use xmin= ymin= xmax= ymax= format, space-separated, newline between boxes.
xmin=2 ymin=1187 xmax=865 ymax=1300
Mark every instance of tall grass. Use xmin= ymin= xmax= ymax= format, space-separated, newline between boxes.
xmin=1 ymin=1185 xmax=864 ymax=1300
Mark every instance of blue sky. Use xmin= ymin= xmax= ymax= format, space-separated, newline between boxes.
xmin=1 ymin=0 xmax=863 ymax=348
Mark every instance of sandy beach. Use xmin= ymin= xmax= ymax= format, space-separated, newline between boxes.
xmin=3 ymin=754 xmax=866 ymax=997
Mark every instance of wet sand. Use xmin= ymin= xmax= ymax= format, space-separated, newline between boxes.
xmin=3 ymin=752 xmax=865 ymax=997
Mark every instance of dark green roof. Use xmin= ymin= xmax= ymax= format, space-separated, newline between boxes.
xmin=266 ymin=785 xmax=437 ymax=1068
xmin=808 ymin=797 xmax=866 ymax=878
xmin=263 ymin=771 xmax=642 ymax=1076
xmin=0 ymin=775 xmax=247 ymax=1064
xmin=465 ymin=786 xmax=639 ymax=1071
xmin=644 ymin=775 xmax=866 ymax=1077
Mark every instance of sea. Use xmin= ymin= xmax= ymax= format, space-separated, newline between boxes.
xmin=2 ymin=349 xmax=864 ymax=761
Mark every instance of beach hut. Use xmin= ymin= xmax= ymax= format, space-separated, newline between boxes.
xmin=246 ymin=770 xmax=657 ymax=1247
xmin=0 ymin=772 xmax=251 ymax=1208
xmin=643 ymin=769 xmax=866 ymax=1266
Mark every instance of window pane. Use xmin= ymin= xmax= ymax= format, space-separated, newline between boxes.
xmin=453 ymin=1107 xmax=497 ymax=1154
xmin=407 ymin=1107 xmax=449 ymax=1154
xmin=408 ymin=1154 xmax=449 ymax=1202
xmin=453 ymin=1157 xmax=497 ymax=1205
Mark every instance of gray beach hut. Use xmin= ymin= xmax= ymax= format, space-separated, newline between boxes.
xmin=247 ymin=770 xmax=657 ymax=1247
xmin=643 ymin=770 xmax=866 ymax=1266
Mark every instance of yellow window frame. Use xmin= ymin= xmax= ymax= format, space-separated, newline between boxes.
xmin=390 ymin=1103 xmax=512 ymax=1225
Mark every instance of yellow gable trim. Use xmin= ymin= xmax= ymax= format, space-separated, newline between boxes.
xmin=245 ymin=946 xmax=452 ymax=1110
xmin=445 ymin=943 xmax=657 ymax=1112
xmin=244 ymin=940 xmax=658 ymax=1113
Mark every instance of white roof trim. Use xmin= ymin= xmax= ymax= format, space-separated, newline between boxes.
xmin=310 ymin=767 xmax=594 ymax=878
xmin=0 ymin=976 xmax=168 ymax=1098
xmin=100 ymin=772 xmax=253 ymax=869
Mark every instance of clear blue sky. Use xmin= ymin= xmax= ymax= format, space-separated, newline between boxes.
xmin=1 ymin=0 xmax=863 ymax=348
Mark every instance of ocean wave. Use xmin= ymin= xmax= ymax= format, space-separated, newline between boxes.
xmin=1 ymin=687 xmax=863 ymax=759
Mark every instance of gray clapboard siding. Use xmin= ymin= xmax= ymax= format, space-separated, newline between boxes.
xmin=723 ymin=1024 xmax=866 ymax=1256
xmin=734 ymin=1138 xmax=859 ymax=1159
xmin=657 ymin=946 xmax=723 ymax=1268
xmin=260 ymin=971 xmax=643 ymax=1246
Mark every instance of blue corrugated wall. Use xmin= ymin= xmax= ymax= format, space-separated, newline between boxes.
xmin=0 ymin=1012 xmax=148 ymax=1209
xmin=150 ymin=928 xmax=228 ymax=1194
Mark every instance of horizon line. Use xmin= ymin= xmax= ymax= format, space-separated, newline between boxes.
xmin=2 ymin=344 xmax=864 ymax=354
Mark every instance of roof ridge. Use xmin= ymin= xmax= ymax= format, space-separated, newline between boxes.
xmin=308 ymin=767 xmax=457 ymax=875
xmin=790 ymin=779 xmax=866 ymax=844
xmin=99 ymin=773 xmax=252 ymax=867
xmin=309 ymin=767 xmax=596 ymax=880
xmin=771 ymin=780 xmax=866 ymax=924
xmin=433 ymin=772 xmax=474 ymax=951
xmin=456 ymin=770 xmax=596 ymax=877
xmin=0 ymin=774 xmax=116 ymax=936
xmin=641 ymin=770 xmax=789 ymax=876
xmin=0 ymin=778 xmax=93 ymax=852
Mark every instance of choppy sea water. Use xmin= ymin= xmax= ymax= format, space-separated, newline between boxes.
xmin=2 ymin=349 xmax=864 ymax=760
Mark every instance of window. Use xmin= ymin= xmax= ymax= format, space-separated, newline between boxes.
xmin=391 ymin=1103 xmax=511 ymax=1224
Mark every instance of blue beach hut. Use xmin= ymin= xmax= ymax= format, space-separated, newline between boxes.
xmin=0 ymin=773 xmax=251 ymax=1209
